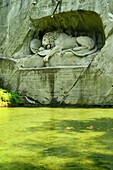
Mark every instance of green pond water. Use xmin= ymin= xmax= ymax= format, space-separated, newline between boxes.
xmin=0 ymin=107 xmax=113 ymax=170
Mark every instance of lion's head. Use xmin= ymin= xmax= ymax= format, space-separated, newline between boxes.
xmin=42 ymin=31 xmax=60 ymax=49
xmin=42 ymin=32 xmax=54 ymax=49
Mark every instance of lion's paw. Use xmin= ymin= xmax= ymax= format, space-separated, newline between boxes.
xmin=43 ymin=56 xmax=49 ymax=63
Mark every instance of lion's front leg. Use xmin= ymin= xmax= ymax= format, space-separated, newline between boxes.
xmin=43 ymin=55 xmax=51 ymax=67
xmin=43 ymin=46 xmax=60 ymax=65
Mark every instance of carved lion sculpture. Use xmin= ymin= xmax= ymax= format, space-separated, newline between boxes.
xmin=38 ymin=31 xmax=97 ymax=64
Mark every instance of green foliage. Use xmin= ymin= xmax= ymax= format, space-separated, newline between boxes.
xmin=0 ymin=88 xmax=20 ymax=107
xmin=10 ymin=93 xmax=20 ymax=106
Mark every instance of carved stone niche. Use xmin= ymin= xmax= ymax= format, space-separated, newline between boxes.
xmin=26 ymin=10 xmax=105 ymax=68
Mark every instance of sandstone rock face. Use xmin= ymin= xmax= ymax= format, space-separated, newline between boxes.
xmin=0 ymin=0 xmax=113 ymax=106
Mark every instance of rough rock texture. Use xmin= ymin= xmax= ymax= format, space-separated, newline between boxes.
xmin=0 ymin=0 xmax=113 ymax=106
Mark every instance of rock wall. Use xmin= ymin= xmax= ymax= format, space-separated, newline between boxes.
xmin=0 ymin=0 xmax=108 ymax=57
xmin=0 ymin=0 xmax=113 ymax=106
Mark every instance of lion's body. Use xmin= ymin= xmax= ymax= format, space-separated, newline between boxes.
xmin=53 ymin=32 xmax=77 ymax=49
xmin=42 ymin=31 xmax=77 ymax=50
xmin=40 ymin=31 xmax=97 ymax=63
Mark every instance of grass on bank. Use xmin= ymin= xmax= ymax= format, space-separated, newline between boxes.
xmin=0 ymin=88 xmax=20 ymax=107
xmin=0 ymin=107 xmax=113 ymax=170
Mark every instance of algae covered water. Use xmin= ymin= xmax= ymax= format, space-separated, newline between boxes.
xmin=0 ymin=107 xmax=113 ymax=170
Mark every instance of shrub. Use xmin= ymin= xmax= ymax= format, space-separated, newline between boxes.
xmin=0 ymin=88 xmax=20 ymax=107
